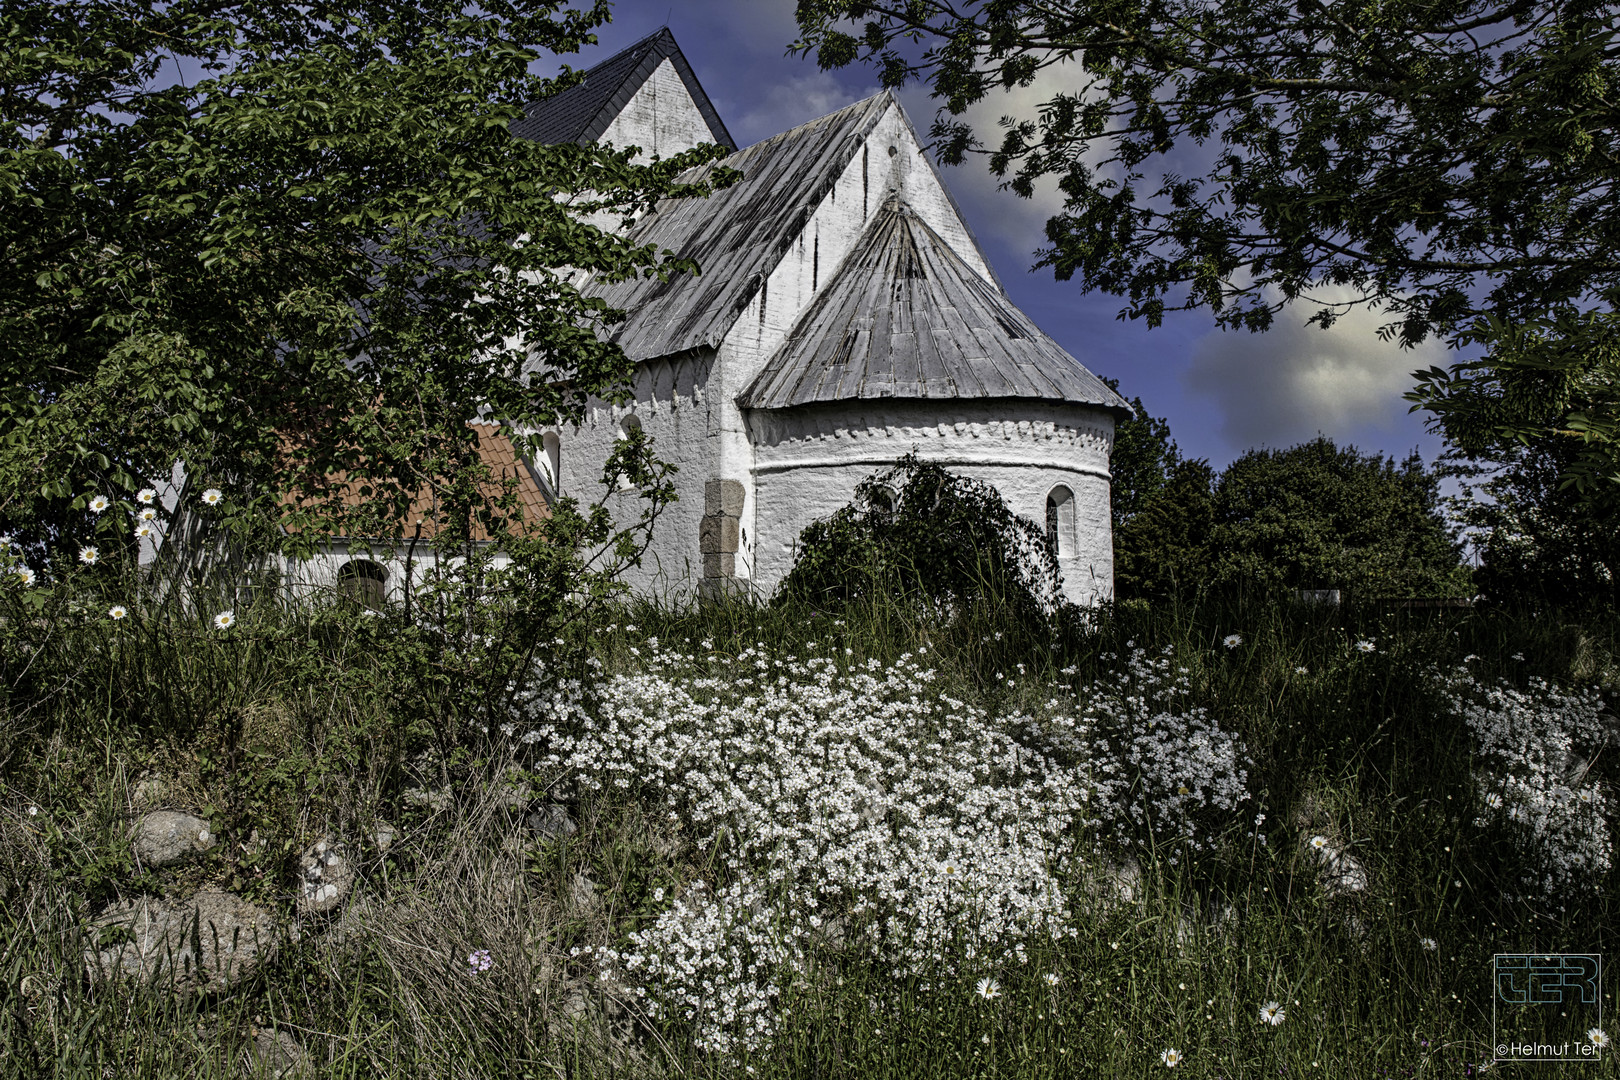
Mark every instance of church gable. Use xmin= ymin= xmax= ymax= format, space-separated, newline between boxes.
xmin=513 ymin=27 xmax=733 ymax=154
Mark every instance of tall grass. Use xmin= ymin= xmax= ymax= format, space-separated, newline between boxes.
xmin=2 ymin=578 xmax=1617 ymax=1078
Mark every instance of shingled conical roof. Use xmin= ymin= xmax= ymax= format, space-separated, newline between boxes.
xmin=738 ymin=197 xmax=1130 ymax=412
xmin=513 ymin=27 xmax=733 ymax=149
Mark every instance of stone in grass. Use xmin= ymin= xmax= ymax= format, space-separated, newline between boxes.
xmin=371 ymin=820 xmax=398 ymax=853
xmin=131 ymin=811 xmax=216 ymax=868
xmin=87 ymin=888 xmax=279 ymax=994
xmin=1308 ymin=835 xmax=1369 ymax=899
xmin=525 ymin=803 xmax=577 ymax=844
xmin=247 ymin=1027 xmax=308 ymax=1078
xmin=295 ymin=837 xmax=355 ymax=916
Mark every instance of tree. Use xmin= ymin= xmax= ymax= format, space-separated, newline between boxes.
xmin=1113 ymin=457 xmax=1217 ymax=602
xmin=1101 ymin=375 xmax=1182 ymax=532
xmin=1441 ymin=438 xmax=1620 ymax=611
xmin=2 ymin=0 xmax=733 ymax=557
xmin=1208 ymin=438 xmax=1469 ymax=600
xmin=793 ymin=1 xmax=1620 ymax=498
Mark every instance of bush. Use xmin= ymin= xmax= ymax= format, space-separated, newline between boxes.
xmin=772 ymin=455 xmax=1063 ymax=626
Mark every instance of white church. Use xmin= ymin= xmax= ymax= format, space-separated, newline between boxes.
xmin=516 ymin=28 xmax=1130 ymax=606
xmin=254 ymin=27 xmax=1129 ymax=608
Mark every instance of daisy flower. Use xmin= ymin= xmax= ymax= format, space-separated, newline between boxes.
xmin=1223 ymin=633 xmax=1243 ymax=649
xmin=212 ymin=610 xmax=235 ymax=630
xmin=88 ymin=495 xmax=109 ymax=513
xmin=202 ymin=488 xmax=223 ymax=506
xmin=1354 ymin=639 xmax=1376 ymax=653
xmin=14 ymin=566 xmax=35 ymax=587
xmin=1161 ymin=1048 xmax=1182 ymax=1067
xmin=1259 ymin=1001 xmax=1285 ymax=1026
xmin=108 ymin=605 xmax=128 ymax=620
xmin=1294 ymin=665 xmax=1308 ymax=675
xmin=134 ymin=524 xmax=154 ymax=540
xmin=1588 ymin=1028 xmax=1609 ymax=1048
xmin=136 ymin=488 xmax=157 ymax=504
xmin=1309 ymin=835 xmax=1328 ymax=851
xmin=137 ymin=507 xmax=157 ymax=522
xmin=1485 ymin=793 xmax=1503 ymax=809
xmin=974 ymin=977 xmax=1001 ymax=1000
xmin=1420 ymin=937 xmax=1438 ymax=951
xmin=78 ymin=546 xmax=98 ymax=565
xmin=1043 ymin=972 xmax=1061 ymax=987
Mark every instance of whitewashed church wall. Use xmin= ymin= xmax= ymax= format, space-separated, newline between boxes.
xmin=596 ymin=57 xmax=718 ymax=162
xmin=277 ymin=543 xmax=516 ymax=606
xmin=548 ymin=347 xmax=720 ymax=598
xmin=713 ymin=100 xmax=1002 ymax=580
xmin=746 ymin=401 xmax=1117 ymax=606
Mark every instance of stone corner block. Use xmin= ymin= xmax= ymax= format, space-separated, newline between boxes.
xmin=704 ymin=478 xmax=745 ymax=518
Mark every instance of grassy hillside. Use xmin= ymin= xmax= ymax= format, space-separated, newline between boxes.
xmin=3 ymin=581 xmax=1617 ymax=1078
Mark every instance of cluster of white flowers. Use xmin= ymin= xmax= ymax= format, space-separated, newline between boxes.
xmin=1442 ymin=669 xmax=1613 ymax=897
xmin=1055 ymin=647 xmax=1252 ymax=855
xmin=603 ymin=879 xmax=805 ymax=1057
xmin=516 ymin=639 xmax=1251 ymax=1056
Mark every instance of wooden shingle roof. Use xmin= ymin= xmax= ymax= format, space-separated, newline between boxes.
xmin=513 ymin=27 xmax=734 ymax=150
xmin=738 ymin=197 xmax=1131 ymax=413
xmin=585 ymin=93 xmax=894 ymax=363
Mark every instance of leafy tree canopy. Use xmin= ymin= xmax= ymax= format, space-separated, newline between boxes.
xmin=1101 ymin=375 xmax=1182 ymax=531
xmin=793 ymin=0 xmax=1620 ymax=498
xmin=2 ymin=0 xmax=734 ymax=554
xmin=1115 ymin=437 xmax=1468 ymax=602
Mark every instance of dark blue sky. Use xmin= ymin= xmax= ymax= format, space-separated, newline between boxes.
xmin=545 ymin=1 xmax=1453 ymax=472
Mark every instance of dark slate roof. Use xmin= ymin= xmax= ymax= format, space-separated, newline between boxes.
xmin=587 ymin=93 xmax=894 ymax=362
xmin=738 ymin=197 xmax=1132 ymax=413
xmin=513 ymin=27 xmax=734 ymax=150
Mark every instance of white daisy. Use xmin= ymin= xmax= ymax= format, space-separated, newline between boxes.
xmin=212 ymin=610 xmax=235 ymax=630
xmin=1486 ymin=793 xmax=1504 ymax=808
xmin=1043 ymin=972 xmax=1061 ymax=987
xmin=15 ymin=566 xmax=35 ymax=586
xmin=1420 ymin=937 xmax=1438 ymax=951
xmin=137 ymin=507 xmax=157 ymax=522
xmin=974 ymin=976 xmax=1001 ymax=1000
xmin=88 ymin=495 xmax=109 ymax=513
xmin=1354 ymin=639 xmax=1376 ymax=653
xmin=1294 ymin=665 xmax=1308 ymax=675
xmin=202 ymin=488 xmax=223 ymax=506
xmin=1161 ymin=1048 xmax=1182 ymax=1067
xmin=78 ymin=546 xmax=98 ymax=565
xmin=1259 ymin=1001 xmax=1285 ymax=1026
xmin=134 ymin=524 xmax=154 ymax=540
xmin=136 ymin=488 xmax=157 ymax=504
xmin=108 ymin=605 xmax=128 ymax=620
xmin=1223 ymin=634 xmax=1243 ymax=649
xmin=1309 ymin=835 xmax=1328 ymax=851
xmin=1588 ymin=1028 xmax=1609 ymax=1048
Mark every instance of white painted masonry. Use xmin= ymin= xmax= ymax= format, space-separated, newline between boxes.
xmin=528 ymin=33 xmax=1128 ymax=606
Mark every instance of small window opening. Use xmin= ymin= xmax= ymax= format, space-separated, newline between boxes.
xmin=1046 ymin=485 xmax=1076 ymax=558
xmin=337 ymin=559 xmax=388 ymax=610
xmin=615 ymin=415 xmax=643 ymax=491
xmin=541 ymin=431 xmax=561 ymax=493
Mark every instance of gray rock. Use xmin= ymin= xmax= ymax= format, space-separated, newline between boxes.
xmin=295 ymin=837 xmax=355 ymax=916
xmin=403 ymin=786 xmax=450 ymax=813
xmin=525 ymin=803 xmax=577 ymax=843
xmin=87 ymin=888 xmax=279 ymax=994
xmin=1309 ymin=837 xmax=1369 ymax=898
xmin=247 ymin=1027 xmax=307 ymax=1078
xmin=131 ymin=811 xmax=215 ymax=868
xmin=570 ymin=873 xmax=601 ymax=916
xmin=371 ymin=821 xmax=398 ymax=853
xmin=131 ymin=775 xmax=168 ymax=810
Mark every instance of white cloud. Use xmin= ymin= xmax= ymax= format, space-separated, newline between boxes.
xmin=1184 ymin=288 xmax=1445 ymax=454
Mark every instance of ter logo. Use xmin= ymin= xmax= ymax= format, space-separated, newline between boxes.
xmin=1497 ymin=955 xmax=1600 ymax=1006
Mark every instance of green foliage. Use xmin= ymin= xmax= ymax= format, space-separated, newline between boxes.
xmin=793 ymin=0 xmax=1620 ymax=500
xmin=773 ymin=455 xmax=1063 ymax=623
xmin=1115 ymin=437 xmax=1468 ymax=602
xmin=1100 ymin=375 xmax=1182 ymax=531
xmin=1442 ymin=436 xmax=1620 ymax=612
xmin=1 ymin=0 xmax=735 ymax=550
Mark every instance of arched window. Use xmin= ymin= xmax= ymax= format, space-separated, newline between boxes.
xmin=541 ymin=431 xmax=561 ymax=493
xmin=863 ymin=484 xmax=899 ymax=516
xmin=337 ymin=559 xmax=388 ymax=610
xmin=615 ymin=414 xmax=642 ymax=491
xmin=1045 ymin=485 xmax=1076 ymax=558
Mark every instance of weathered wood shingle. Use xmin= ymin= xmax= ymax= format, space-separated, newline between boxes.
xmin=585 ymin=93 xmax=894 ymax=362
xmin=738 ymin=197 xmax=1131 ymax=412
